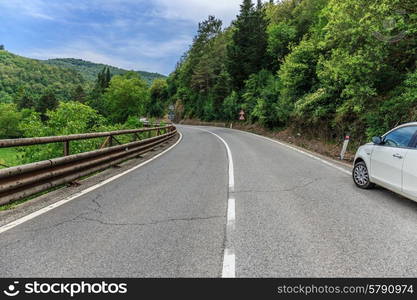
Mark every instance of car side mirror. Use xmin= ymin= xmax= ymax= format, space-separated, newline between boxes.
xmin=372 ymin=136 xmax=383 ymax=145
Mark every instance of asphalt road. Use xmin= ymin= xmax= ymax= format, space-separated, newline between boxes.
xmin=1 ymin=125 xmax=417 ymax=277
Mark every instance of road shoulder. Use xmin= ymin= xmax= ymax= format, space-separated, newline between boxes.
xmin=0 ymin=133 xmax=181 ymax=227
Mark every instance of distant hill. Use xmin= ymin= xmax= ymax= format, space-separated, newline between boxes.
xmin=43 ymin=58 xmax=166 ymax=84
xmin=0 ymin=51 xmax=166 ymax=103
xmin=0 ymin=50 xmax=85 ymax=103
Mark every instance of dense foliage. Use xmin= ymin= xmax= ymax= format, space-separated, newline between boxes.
xmin=0 ymin=50 xmax=85 ymax=103
xmin=0 ymin=51 xmax=170 ymax=166
xmin=1 ymin=0 xmax=416 ymax=167
xmin=102 ymin=72 xmax=149 ymax=124
xmin=18 ymin=102 xmax=108 ymax=163
xmin=168 ymin=0 xmax=417 ymax=142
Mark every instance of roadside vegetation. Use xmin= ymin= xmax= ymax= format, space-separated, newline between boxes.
xmin=0 ymin=52 xmax=170 ymax=167
xmin=1 ymin=0 xmax=416 ymax=167
xmin=167 ymin=0 xmax=417 ymax=144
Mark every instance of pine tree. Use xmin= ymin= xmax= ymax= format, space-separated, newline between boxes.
xmin=0 ymin=45 xmax=4 ymax=50
xmin=227 ymin=0 xmax=269 ymax=90
xmin=88 ymin=67 xmax=112 ymax=112
xmin=105 ymin=67 xmax=111 ymax=88
xmin=36 ymin=90 xmax=58 ymax=120
xmin=257 ymin=0 xmax=262 ymax=10
xmin=96 ymin=67 xmax=112 ymax=91
xmin=186 ymin=16 xmax=223 ymax=91
xmin=72 ymin=85 xmax=86 ymax=103
xmin=16 ymin=94 xmax=35 ymax=110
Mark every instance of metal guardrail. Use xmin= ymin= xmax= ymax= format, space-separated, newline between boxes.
xmin=0 ymin=125 xmax=177 ymax=205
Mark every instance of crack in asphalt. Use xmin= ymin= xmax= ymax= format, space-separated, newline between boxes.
xmin=18 ymin=212 xmax=89 ymax=234
xmin=77 ymin=215 xmax=226 ymax=227
xmin=90 ymin=193 xmax=104 ymax=215
xmin=12 ymin=178 xmax=316 ymax=232
xmin=19 ymin=193 xmax=105 ymax=233
xmin=19 ymin=191 xmax=225 ymax=233
xmin=234 ymin=178 xmax=321 ymax=194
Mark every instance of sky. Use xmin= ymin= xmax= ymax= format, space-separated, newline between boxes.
xmin=0 ymin=0 xmax=250 ymax=75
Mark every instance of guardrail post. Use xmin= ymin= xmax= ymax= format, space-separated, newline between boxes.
xmin=133 ymin=133 xmax=141 ymax=141
xmin=63 ymin=141 xmax=70 ymax=156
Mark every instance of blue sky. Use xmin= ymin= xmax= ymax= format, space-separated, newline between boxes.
xmin=0 ymin=0 xmax=246 ymax=75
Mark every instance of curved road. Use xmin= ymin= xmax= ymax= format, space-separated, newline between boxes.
xmin=1 ymin=125 xmax=417 ymax=277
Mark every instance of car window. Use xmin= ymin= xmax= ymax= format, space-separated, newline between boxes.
xmin=383 ymin=126 xmax=417 ymax=148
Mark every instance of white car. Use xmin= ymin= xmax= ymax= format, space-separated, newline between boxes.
xmin=353 ymin=122 xmax=417 ymax=201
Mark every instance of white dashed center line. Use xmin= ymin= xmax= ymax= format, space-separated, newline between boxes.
xmin=194 ymin=128 xmax=236 ymax=278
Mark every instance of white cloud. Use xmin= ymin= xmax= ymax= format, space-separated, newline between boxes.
xmin=152 ymin=0 xmax=243 ymax=25
xmin=0 ymin=0 xmax=56 ymax=20
xmin=2 ymin=0 xmax=267 ymax=74
xmin=1 ymin=0 xmax=248 ymax=24
xmin=121 ymin=36 xmax=191 ymax=58
xmin=25 ymin=34 xmax=190 ymax=75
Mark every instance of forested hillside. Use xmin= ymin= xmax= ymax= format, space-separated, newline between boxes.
xmin=0 ymin=50 xmax=85 ymax=103
xmin=1 ymin=68 xmax=169 ymax=166
xmin=44 ymin=58 xmax=165 ymax=84
xmin=0 ymin=49 xmax=169 ymax=167
xmin=168 ymin=0 xmax=417 ymax=142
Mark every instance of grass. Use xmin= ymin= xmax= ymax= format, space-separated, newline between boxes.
xmin=0 ymin=185 xmax=65 ymax=211
xmin=0 ymin=148 xmax=22 ymax=168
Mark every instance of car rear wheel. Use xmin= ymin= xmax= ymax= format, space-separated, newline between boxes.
xmin=353 ymin=161 xmax=375 ymax=189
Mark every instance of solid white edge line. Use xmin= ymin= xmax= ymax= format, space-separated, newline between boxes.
xmin=192 ymin=127 xmax=236 ymax=278
xmin=196 ymin=129 xmax=235 ymax=191
xmin=0 ymin=132 xmax=183 ymax=235
xmin=185 ymin=124 xmax=351 ymax=176
xmin=235 ymin=129 xmax=352 ymax=176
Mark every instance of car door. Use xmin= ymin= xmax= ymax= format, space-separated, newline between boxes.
xmin=370 ymin=126 xmax=417 ymax=193
xmin=402 ymin=129 xmax=417 ymax=200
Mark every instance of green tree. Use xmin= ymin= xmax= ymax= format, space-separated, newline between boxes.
xmin=18 ymin=102 xmax=107 ymax=163
xmin=103 ymin=72 xmax=149 ymax=123
xmin=242 ymin=70 xmax=276 ymax=123
xmin=222 ymin=91 xmax=240 ymax=121
xmin=98 ymin=66 xmax=112 ymax=90
xmin=72 ymin=85 xmax=86 ymax=103
xmin=148 ymin=79 xmax=168 ymax=118
xmin=0 ymin=103 xmax=22 ymax=138
xmin=88 ymin=67 xmax=114 ymax=115
xmin=187 ymin=16 xmax=223 ymax=94
xmin=46 ymin=102 xmax=106 ymax=136
xmin=15 ymin=93 xmax=35 ymax=110
xmin=211 ymin=69 xmax=232 ymax=117
xmin=267 ymin=23 xmax=297 ymax=70
xmin=168 ymin=15 xmax=228 ymax=120
xmin=227 ymin=0 xmax=269 ymax=89
xmin=36 ymin=90 xmax=58 ymax=120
